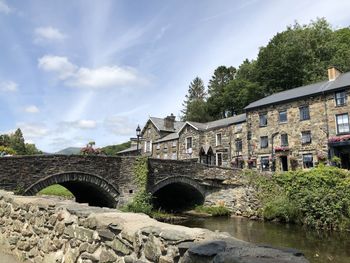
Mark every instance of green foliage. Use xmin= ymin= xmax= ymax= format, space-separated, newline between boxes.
xmin=182 ymin=18 xmax=350 ymax=120
xmin=101 ymin=141 xmax=131 ymax=156
xmin=0 ymin=129 xmax=42 ymax=156
xmin=181 ymin=77 xmax=209 ymax=122
xmin=331 ymin=156 xmax=341 ymax=166
xmin=195 ymin=205 xmax=231 ymax=217
xmin=122 ymin=157 xmax=153 ymax=215
xmin=246 ymin=166 xmax=350 ymax=230
xmin=121 ymin=191 xmax=153 ymax=215
xmin=37 ymin=184 xmax=74 ymax=198
xmin=0 ymin=145 xmax=16 ymax=155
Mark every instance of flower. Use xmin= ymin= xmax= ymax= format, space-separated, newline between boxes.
xmin=274 ymin=146 xmax=289 ymax=152
xmin=328 ymin=135 xmax=350 ymax=143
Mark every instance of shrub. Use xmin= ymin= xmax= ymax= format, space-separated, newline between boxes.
xmin=122 ymin=191 xmax=153 ymax=215
xmin=250 ymin=166 xmax=350 ymax=231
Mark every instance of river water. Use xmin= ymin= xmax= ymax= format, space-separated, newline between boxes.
xmin=178 ymin=216 xmax=350 ymax=263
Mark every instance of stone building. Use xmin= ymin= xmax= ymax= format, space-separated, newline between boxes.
xmin=245 ymin=67 xmax=350 ymax=171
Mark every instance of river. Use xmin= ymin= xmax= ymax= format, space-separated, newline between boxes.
xmin=178 ymin=216 xmax=350 ymax=263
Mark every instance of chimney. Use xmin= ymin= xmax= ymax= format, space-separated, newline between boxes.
xmin=164 ymin=113 xmax=176 ymax=130
xmin=328 ymin=66 xmax=341 ymax=81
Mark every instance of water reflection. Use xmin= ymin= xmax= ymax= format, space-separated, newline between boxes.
xmin=178 ymin=216 xmax=350 ymax=263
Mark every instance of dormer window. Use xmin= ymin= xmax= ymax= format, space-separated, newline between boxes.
xmin=335 ymin=91 xmax=347 ymax=106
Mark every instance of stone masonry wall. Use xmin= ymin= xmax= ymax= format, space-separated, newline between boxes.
xmin=0 ymin=190 xmax=308 ymax=263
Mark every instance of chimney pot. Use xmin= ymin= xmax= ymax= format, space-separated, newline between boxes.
xmin=328 ymin=66 xmax=341 ymax=81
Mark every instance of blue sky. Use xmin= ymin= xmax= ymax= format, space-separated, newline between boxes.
xmin=1 ymin=0 xmax=350 ymax=152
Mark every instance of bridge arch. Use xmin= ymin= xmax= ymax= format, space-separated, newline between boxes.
xmin=150 ymin=176 xmax=206 ymax=212
xmin=24 ymin=172 xmax=120 ymax=208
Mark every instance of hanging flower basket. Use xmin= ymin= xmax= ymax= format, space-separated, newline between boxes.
xmin=274 ymin=146 xmax=290 ymax=152
xmin=328 ymin=135 xmax=350 ymax=143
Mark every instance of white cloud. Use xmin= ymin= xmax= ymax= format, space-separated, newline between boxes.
xmin=17 ymin=122 xmax=49 ymax=139
xmin=104 ymin=115 xmax=134 ymax=135
xmin=0 ymin=80 xmax=18 ymax=92
xmin=61 ymin=120 xmax=97 ymax=130
xmin=68 ymin=66 xmax=139 ymax=88
xmin=24 ymin=105 xmax=39 ymax=113
xmin=38 ymin=55 xmax=145 ymax=89
xmin=34 ymin=26 xmax=66 ymax=42
xmin=0 ymin=1 xmax=11 ymax=14
xmin=38 ymin=55 xmax=76 ymax=79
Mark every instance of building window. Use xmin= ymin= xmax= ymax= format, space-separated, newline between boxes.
xmin=156 ymin=143 xmax=160 ymax=150
xmin=301 ymin=131 xmax=312 ymax=144
xmin=147 ymin=128 xmax=151 ymax=135
xmin=335 ymin=91 xmax=347 ymax=106
xmin=216 ymin=153 xmax=222 ymax=166
xmin=216 ymin=133 xmax=222 ymax=146
xmin=281 ymin=134 xmax=288 ymax=146
xmin=235 ymin=123 xmax=242 ymax=132
xmin=259 ymin=113 xmax=267 ymax=127
xmin=336 ymin=113 xmax=350 ymax=134
xmin=261 ymin=156 xmax=270 ymax=171
xmin=299 ymin=106 xmax=310 ymax=121
xmin=279 ymin=110 xmax=287 ymax=123
xmin=145 ymin=141 xmax=152 ymax=153
xmin=186 ymin=137 xmax=192 ymax=150
xmin=260 ymin=136 xmax=268 ymax=148
xmin=164 ymin=153 xmax=168 ymax=159
xmin=235 ymin=139 xmax=243 ymax=152
xmin=164 ymin=143 xmax=168 ymax=149
xmin=157 ymin=155 xmax=160 ymax=159
xmin=172 ymin=153 xmax=177 ymax=160
xmin=172 ymin=141 xmax=177 ymax=147
xmin=303 ymin=154 xmax=313 ymax=168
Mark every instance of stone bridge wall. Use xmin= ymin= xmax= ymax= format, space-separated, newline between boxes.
xmin=0 ymin=155 xmax=139 ymax=205
xmin=148 ymin=159 xmax=259 ymax=216
xmin=0 ymin=191 xmax=308 ymax=263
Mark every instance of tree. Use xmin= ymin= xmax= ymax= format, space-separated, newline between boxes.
xmin=181 ymin=77 xmax=207 ymax=121
xmin=185 ymin=99 xmax=211 ymax=122
xmin=255 ymin=18 xmax=350 ymax=95
xmin=10 ymin=129 xmax=26 ymax=155
xmin=25 ymin=143 xmax=42 ymax=155
xmin=207 ymin=66 xmax=236 ymax=118
xmin=0 ymin=134 xmax=11 ymax=147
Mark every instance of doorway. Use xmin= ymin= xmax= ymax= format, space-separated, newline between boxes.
xmin=340 ymin=153 xmax=350 ymax=169
xmin=280 ymin=156 xmax=288 ymax=171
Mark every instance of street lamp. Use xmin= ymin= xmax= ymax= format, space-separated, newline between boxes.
xmin=271 ymin=132 xmax=279 ymax=172
xmin=136 ymin=125 xmax=141 ymax=155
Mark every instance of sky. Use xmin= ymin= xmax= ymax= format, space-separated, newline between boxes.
xmin=1 ymin=0 xmax=350 ymax=152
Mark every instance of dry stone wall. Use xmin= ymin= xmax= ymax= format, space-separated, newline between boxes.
xmin=0 ymin=191 xmax=308 ymax=263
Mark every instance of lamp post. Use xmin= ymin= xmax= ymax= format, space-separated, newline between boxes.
xmin=271 ymin=132 xmax=279 ymax=172
xmin=136 ymin=125 xmax=141 ymax=155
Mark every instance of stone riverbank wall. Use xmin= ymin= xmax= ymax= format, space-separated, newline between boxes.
xmin=0 ymin=191 xmax=309 ymax=263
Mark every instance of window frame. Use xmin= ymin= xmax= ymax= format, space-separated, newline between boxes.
xmin=261 ymin=156 xmax=270 ymax=171
xmin=335 ymin=90 xmax=347 ymax=107
xmin=281 ymin=134 xmax=289 ymax=147
xmin=259 ymin=113 xmax=268 ymax=127
xmin=279 ymin=110 xmax=288 ymax=123
xmin=235 ymin=139 xmax=243 ymax=152
xmin=301 ymin=131 xmax=312 ymax=145
xmin=336 ymin=113 xmax=350 ymax=135
xmin=186 ymin=137 xmax=192 ymax=150
xmin=260 ymin=136 xmax=269 ymax=149
xmin=299 ymin=106 xmax=310 ymax=121
xmin=235 ymin=123 xmax=243 ymax=133
xmin=303 ymin=154 xmax=314 ymax=169
xmin=216 ymin=133 xmax=222 ymax=146
xmin=216 ymin=152 xmax=223 ymax=166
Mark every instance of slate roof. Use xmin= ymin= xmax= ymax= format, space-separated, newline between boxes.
xmin=185 ymin=113 xmax=246 ymax=131
xmin=117 ymin=145 xmax=138 ymax=154
xmin=148 ymin=117 xmax=185 ymax=132
xmin=154 ymin=132 xmax=179 ymax=143
xmin=245 ymin=71 xmax=350 ymax=110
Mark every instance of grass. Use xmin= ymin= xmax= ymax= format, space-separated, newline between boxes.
xmin=37 ymin=184 xmax=74 ymax=198
xmin=195 ymin=205 xmax=232 ymax=217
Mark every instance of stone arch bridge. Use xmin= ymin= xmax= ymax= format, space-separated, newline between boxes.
xmin=0 ymin=155 xmax=250 ymax=211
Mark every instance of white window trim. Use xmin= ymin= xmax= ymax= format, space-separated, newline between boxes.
xmin=216 ymin=152 xmax=223 ymax=166
xmin=216 ymin=133 xmax=222 ymax=146
xmin=186 ymin=136 xmax=193 ymax=152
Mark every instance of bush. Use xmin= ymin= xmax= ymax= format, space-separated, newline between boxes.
xmin=122 ymin=191 xmax=153 ymax=215
xmin=248 ymin=166 xmax=350 ymax=230
xmin=195 ymin=205 xmax=231 ymax=217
